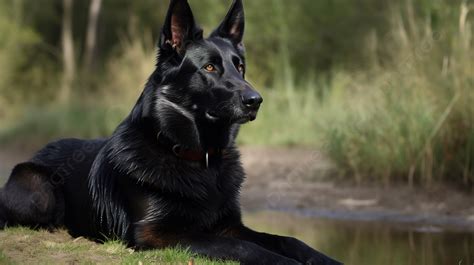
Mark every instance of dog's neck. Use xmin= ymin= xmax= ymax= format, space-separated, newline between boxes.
xmin=156 ymin=117 xmax=239 ymax=151
xmin=196 ymin=120 xmax=240 ymax=150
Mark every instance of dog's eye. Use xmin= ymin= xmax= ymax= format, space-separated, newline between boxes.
xmin=204 ymin=64 xmax=216 ymax=72
xmin=238 ymin=64 xmax=245 ymax=73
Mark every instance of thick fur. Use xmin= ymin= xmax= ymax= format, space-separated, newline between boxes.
xmin=0 ymin=1 xmax=341 ymax=264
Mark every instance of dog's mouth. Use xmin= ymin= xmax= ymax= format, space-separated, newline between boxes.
xmin=205 ymin=111 xmax=220 ymax=122
xmin=205 ymin=110 xmax=258 ymax=124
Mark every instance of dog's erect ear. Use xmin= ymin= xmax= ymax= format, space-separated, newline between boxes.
xmin=160 ymin=0 xmax=203 ymax=53
xmin=211 ymin=0 xmax=245 ymax=47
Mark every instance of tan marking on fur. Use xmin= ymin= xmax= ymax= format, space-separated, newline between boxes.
xmin=135 ymin=223 xmax=177 ymax=248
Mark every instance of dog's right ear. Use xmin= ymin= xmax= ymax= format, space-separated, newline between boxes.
xmin=210 ymin=0 xmax=245 ymax=48
xmin=159 ymin=0 xmax=203 ymax=54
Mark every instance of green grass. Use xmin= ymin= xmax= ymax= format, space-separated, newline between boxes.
xmin=0 ymin=227 xmax=237 ymax=265
xmin=314 ymin=3 xmax=474 ymax=186
xmin=0 ymin=104 xmax=127 ymax=147
xmin=0 ymin=251 xmax=13 ymax=265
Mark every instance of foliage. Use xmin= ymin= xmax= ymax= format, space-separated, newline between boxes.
xmin=317 ymin=1 xmax=474 ymax=186
xmin=0 ymin=1 xmax=41 ymax=119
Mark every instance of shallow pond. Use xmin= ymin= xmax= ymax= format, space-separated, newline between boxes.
xmin=244 ymin=211 xmax=474 ymax=265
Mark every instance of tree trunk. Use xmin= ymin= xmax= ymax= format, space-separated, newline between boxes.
xmin=60 ymin=0 xmax=75 ymax=103
xmin=83 ymin=0 xmax=102 ymax=70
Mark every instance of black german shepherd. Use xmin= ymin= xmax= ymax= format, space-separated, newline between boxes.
xmin=0 ymin=1 xmax=341 ymax=264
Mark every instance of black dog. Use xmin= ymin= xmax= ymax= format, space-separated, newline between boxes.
xmin=0 ymin=1 xmax=341 ymax=264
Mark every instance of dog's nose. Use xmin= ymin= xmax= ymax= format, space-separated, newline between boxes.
xmin=241 ymin=89 xmax=263 ymax=109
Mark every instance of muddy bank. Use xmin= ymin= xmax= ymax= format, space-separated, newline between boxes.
xmin=240 ymin=147 xmax=474 ymax=232
xmin=1 ymin=145 xmax=473 ymax=231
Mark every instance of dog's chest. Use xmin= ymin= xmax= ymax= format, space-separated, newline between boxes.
xmin=141 ymin=168 xmax=239 ymax=229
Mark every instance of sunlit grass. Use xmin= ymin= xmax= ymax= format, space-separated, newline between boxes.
xmin=0 ymin=227 xmax=236 ymax=265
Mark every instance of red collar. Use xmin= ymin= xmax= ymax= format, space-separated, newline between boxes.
xmin=157 ymin=132 xmax=225 ymax=168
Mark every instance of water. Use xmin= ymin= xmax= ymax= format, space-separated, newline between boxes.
xmin=243 ymin=211 xmax=474 ymax=265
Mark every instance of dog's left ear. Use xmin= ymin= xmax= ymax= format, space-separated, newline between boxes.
xmin=211 ymin=0 xmax=245 ymax=48
xmin=160 ymin=0 xmax=203 ymax=53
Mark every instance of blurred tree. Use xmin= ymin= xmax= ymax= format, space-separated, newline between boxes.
xmin=59 ymin=0 xmax=76 ymax=103
xmin=0 ymin=0 xmax=469 ymax=105
xmin=83 ymin=0 xmax=103 ymax=70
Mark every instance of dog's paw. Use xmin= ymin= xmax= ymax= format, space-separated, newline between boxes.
xmin=276 ymin=259 xmax=302 ymax=265
xmin=305 ymin=257 xmax=343 ymax=265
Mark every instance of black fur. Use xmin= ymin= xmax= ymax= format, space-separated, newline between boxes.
xmin=0 ymin=1 xmax=341 ymax=264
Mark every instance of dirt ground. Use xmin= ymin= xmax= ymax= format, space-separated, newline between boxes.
xmin=239 ymin=146 xmax=474 ymax=231
xmin=1 ymin=146 xmax=473 ymax=231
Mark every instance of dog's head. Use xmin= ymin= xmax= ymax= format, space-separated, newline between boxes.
xmin=143 ymin=0 xmax=262 ymax=149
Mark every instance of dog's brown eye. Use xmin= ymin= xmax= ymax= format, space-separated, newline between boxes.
xmin=204 ymin=64 xmax=216 ymax=72
xmin=238 ymin=64 xmax=245 ymax=73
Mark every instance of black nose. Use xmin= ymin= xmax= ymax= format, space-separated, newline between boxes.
xmin=241 ymin=89 xmax=263 ymax=109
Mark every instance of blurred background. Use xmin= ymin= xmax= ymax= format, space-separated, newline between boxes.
xmin=0 ymin=0 xmax=473 ymax=264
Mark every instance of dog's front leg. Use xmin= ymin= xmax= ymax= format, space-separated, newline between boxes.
xmin=221 ymin=225 xmax=343 ymax=265
xmin=180 ymin=234 xmax=304 ymax=265
xmin=134 ymin=226 xmax=300 ymax=265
